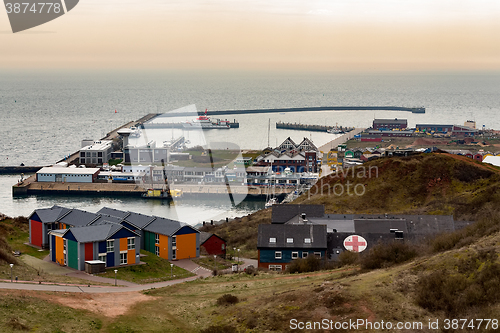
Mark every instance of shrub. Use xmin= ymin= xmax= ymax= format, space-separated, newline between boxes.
xmin=338 ymin=250 xmax=359 ymax=266
xmin=415 ymin=251 xmax=500 ymax=316
xmin=217 ymin=294 xmax=239 ymax=306
xmin=287 ymin=255 xmax=322 ymax=274
xmin=360 ymin=241 xmax=418 ymax=270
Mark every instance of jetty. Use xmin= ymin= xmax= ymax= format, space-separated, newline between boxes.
xmin=276 ymin=121 xmax=354 ymax=133
xmin=156 ymin=106 xmax=425 ymax=118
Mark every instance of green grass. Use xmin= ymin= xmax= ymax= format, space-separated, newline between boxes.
xmin=99 ymin=250 xmax=195 ymax=284
xmin=107 ymin=158 xmax=123 ymax=166
xmin=192 ymin=256 xmax=242 ymax=271
xmin=0 ymin=291 xmax=103 ymax=333
xmin=1 ymin=218 xmax=49 ymax=259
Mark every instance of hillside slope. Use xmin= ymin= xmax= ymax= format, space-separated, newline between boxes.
xmin=202 ymin=153 xmax=500 ymax=254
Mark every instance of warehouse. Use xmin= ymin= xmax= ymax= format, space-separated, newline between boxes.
xmin=36 ymin=166 xmax=100 ymax=183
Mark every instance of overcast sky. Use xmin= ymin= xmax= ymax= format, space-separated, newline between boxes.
xmin=1 ymin=0 xmax=499 ymax=71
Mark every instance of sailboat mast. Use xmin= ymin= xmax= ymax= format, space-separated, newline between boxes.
xmin=267 ymin=118 xmax=270 ymax=147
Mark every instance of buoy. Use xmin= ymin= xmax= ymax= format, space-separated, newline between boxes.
xmin=115 ymin=109 xmax=117 ymax=113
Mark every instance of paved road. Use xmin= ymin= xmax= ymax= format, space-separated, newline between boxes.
xmin=0 ymin=257 xmax=258 ymax=293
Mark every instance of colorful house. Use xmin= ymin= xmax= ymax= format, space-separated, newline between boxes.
xmin=28 ymin=206 xmax=71 ymax=248
xmin=200 ymin=232 xmax=227 ymax=257
xmin=143 ymin=217 xmax=200 ymax=260
xmin=49 ymin=223 xmax=140 ymax=270
xmin=257 ymin=224 xmax=327 ymax=271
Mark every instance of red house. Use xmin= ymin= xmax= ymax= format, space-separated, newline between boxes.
xmin=200 ymin=232 xmax=226 ymax=257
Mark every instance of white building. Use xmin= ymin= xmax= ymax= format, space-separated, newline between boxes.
xmin=79 ymin=140 xmax=114 ymax=165
xmin=36 ymin=167 xmax=100 ymax=183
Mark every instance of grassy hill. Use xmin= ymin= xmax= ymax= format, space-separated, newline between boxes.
xmin=202 ymin=153 xmax=500 ymax=257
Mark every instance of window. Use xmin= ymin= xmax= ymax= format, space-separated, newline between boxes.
xmin=286 ymin=238 xmax=293 ymax=244
xmin=269 ymin=265 xmax=282 ymax=271
xmin=120 ymin=252 xmax=127 ymax=265
xmin=304 ymin=238 xmax=311 ymax=244
xmin=127 ymin=238 xmax=135 ymax=250
xmin=172 ymin=248 xmax=176 ymax=260
xmin=172 ymin=235 xmax=176 ymax=247
xmin=106 ymin=240 xmax=114 ymax=253
xmin=155 ymin=246 xmax=159 ymax=256
xmin=155 ymin=234 xmax=159 ymax=244
xmin=98 ymin=254 xmax=106 ymax=262
xmin=291 ymin=252 xmax=298 ymax=259
xmin=302 ymin=252 xmax=308 ymax=258
xmin=314 ymin=252 xmax=322 ymax=258
xmin=269 ymin=237 xmax=276 ymax=243
xmin=275 ymin=251 xmax=282 ymax=259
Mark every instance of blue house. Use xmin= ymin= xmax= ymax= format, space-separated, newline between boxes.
xmin=257 ymin=224 xmax=327 ymax=271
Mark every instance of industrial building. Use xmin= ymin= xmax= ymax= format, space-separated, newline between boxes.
xmin=372 ymin=118 xmax=408 ymax=130
xmin=79 ymin=140 xmax=113 ymax=165
xmin=36 ymin=166 xmax=100 ymax=183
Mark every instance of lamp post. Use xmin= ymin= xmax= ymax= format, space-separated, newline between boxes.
xmin=170 ymin=263 xmax=173 ymax=278
xmin=9 ymin=264 xmax=13 ymax=283
xmin=237 ymin=249 xmax=240 ymax=272
xmin=114 ymin=269 xmax=118 ymax=286
xmin=213 ymin=255 xmax=217 ymax=272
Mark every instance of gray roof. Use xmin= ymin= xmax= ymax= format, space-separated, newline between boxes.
xmin=124 ymin=212 xmax=156 ymax=229
xmin=271 ymin=204 xmax=325 ymax=224
xmin=199 ymin=231 xmax=213 ymax=244
xmin=144 ymin=217 xmax=189 ymax=236
xmin=91 ymin=215 xmax=124 ymax=226
xmin=308 ymin=218 xmax=355 ymax=233
xmin=58 ymin=209 xmax=99 ymax=227
xmin=30 ymin=205 xmax=71 ymax=224
xmin=67 ymin=224 xmax=125 ymax=243
xmin=373 ymin=119 xmax=407 ymax=124
xmin=258 ymin=224 xmax=327 ymax=249
xmin=199 ymin=232 xmax=226 ymax=245
xmin=96 ymin=207 xmax=130 ymax=219
xmin=354 ymin=219 xmax=407 ymax=233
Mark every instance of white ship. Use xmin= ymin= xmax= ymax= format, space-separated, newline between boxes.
xmin=182 ymin=116 xmax=230 ymax=129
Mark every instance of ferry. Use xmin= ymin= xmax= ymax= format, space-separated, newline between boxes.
xmin=182 ymin=116 xmax=230 ymax=129
xmin=142 ymin=188 xmax=183 ymax=199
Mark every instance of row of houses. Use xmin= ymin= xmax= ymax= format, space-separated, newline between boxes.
xmin=257 ymin=204 xmax=469 ymax=271
xmin=29 ymin=206 xmax=226 ymax=271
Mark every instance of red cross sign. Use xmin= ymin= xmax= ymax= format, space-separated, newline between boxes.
xmin=343 ymin=235 xmax=367 ymax=253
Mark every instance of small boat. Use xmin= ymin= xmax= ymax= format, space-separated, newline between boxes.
xmin=265 ymin=197 xmax=278 ymax=208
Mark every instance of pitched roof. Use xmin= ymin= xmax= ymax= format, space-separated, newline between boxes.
xmin=58 ymin=209 xmax=99 ymax=227
xmin=91 ymin=214 xmax=124 ymax=226
xmin=271 ymin=204 xmax=325 ymax=224
xmin=29 ymin=206 xmax=71 ymax=223
xmin=124 ymin=212 xmax=156 ymax=229
xmin=143 ymin=217 xmax=188 ymax=236
xmin=199 ymin=231 xmax=226 ymax=245
xmin=66 ymin=224 xmax=126 ymax=243
xmin=96 ymin=207 xmax=130 ymax=219
xmin=257 ymin=224 xmax=327 ymax=248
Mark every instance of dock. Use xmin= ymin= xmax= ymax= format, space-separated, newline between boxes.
xmin=276 ymin=121 xmax=354 ymax=133
xmin=318 ymin=128 xmax=366 ymax=152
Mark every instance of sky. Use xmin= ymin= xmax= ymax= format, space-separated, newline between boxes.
xmin=1 ymin=0 xmax=500 ymax=71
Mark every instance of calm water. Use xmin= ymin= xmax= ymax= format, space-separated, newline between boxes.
xmin=1 ymin=71 xmax=499 ymax=222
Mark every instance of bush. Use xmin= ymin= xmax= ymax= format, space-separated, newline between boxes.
xmin=415 ymin=251 xmax=500 ymax=316
xmin=338 ymin=250 xmax=359 ymax=266
xmin=287 ymin=255 xmax=322 ymax=274
xmin=360 ymin=241 xmax=418 ymax=270
xmin=217 ymin=294 xmax=239 ymax=306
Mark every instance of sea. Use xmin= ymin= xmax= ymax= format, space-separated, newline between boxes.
xmin=1 ymin=70 xmax=499 ymax=224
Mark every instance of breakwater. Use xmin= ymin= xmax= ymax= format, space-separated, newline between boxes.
xmin=156 ymin=106 xmax=425 ymax=118
xmin=0 ymin=166 xmax=45 ymax=175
